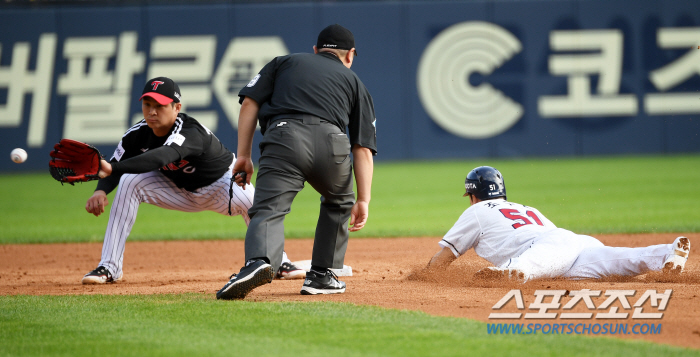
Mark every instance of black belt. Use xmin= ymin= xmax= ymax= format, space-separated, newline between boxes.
xmin=266 ymin=114 xmax=345 ymax=135
xmin=269 ymin=113 xmax=330 ymax=125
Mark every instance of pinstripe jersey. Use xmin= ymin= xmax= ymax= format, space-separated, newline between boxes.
xmin=98 ymin=113 xmax=232 ymax=193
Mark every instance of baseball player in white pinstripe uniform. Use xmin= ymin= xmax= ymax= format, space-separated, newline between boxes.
xmin=81 ymin=77 xmax=304 ymax=284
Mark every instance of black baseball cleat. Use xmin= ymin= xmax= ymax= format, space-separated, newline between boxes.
xmin=217 ymin=260 xmax=274 ymax=300
xmin=81 ymin=266 xmax=122 ymax=284
xmin=276 ymin=261 xmax=306 ymax=280
xmin=300 ymin=268 xmax=346 ymax=295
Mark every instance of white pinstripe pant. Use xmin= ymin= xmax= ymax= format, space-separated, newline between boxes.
xmin=98 ymin=169 xmax=256 ymax=279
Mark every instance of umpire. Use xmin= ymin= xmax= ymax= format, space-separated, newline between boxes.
xmin=217 ymin=24 xmax=377 ymax=299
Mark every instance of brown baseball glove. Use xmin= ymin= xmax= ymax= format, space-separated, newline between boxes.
xmin=49 ymin=139 xmax=103 ymax=185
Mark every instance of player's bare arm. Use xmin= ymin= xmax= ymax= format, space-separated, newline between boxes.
xmin=349 ymin=145 xmax=373 ymax=232
xmin=97 ymin=159 xmax=112 ymax=179
xmin=233 ymin=97 xmax=260 ymax=188
xmin=427 ymin=247 xmax=457 ymax=269
xmin=87 ymin=159 xmax=111 ymax=217
xmin=85 ymin=190 xmax=109 ymax=217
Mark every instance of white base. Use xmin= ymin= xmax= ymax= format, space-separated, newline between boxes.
xmin=292 ymin=260 xmax=353 ymax=277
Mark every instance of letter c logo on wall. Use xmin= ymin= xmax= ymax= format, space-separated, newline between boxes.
xmin=417 ymin=21 xmax=523 ymax=139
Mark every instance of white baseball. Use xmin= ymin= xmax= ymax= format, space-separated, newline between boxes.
xmin=11 ymin=148 xmax=27 ymax=163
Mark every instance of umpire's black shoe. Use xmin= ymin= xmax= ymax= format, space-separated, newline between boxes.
xmin=300 ymin=268 xmax=346 ymax=295
xmin=216 ymin=259 xmax=274 ymax=300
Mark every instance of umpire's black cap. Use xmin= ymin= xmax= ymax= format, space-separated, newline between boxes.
xmin=317 ymin=24 xmax=358 ymax=56
xmin=140 ymin=77 xmax=181 ymax=105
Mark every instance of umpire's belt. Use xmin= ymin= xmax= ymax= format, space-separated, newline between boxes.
xmin=266 ymin=114 xmax=342 ymax=134
xmin=269 ymin=113 xmax=330 ymax=125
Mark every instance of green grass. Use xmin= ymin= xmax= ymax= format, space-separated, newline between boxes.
xmin=3 ymin=156 xmax=700 ymax=355
xmin=2 ymin=154 xmax=699 ymax=243
xmin=0 ymin=294 xmax=696 ymax=357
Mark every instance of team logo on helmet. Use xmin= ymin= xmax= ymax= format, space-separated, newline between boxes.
xmin=464 ymin=166 xmax=506 ymax=200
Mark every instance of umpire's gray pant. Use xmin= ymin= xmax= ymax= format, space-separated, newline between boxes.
xmin=245 ymin=115 xmax=355 ymax=273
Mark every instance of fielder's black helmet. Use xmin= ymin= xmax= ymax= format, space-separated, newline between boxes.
xmin=464 ymin=166 xmax=506 ymax=200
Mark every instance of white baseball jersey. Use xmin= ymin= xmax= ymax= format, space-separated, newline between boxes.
xmin=439 ymin=198 xmax=676 ymax=280
xmin=439 ymin=198 xmax=557 ymax=267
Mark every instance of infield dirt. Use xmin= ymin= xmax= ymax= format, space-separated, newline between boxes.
xmin=1 ymin=234 xmax=698 ymax=349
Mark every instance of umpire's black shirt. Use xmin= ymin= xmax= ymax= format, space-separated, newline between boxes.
xmin=239 ymin=52 xmax=377 ymax=155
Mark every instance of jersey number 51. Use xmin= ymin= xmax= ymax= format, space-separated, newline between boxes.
xmin=499 ymin=208 xmax=544 ymax=229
